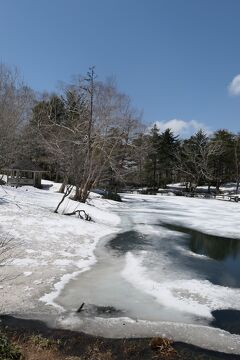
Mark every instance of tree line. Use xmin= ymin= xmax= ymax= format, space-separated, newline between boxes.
xmin=144 ymin=125 xmax=240 ymax=193
xmin=1 ymin=63 xmax=239 ymax=201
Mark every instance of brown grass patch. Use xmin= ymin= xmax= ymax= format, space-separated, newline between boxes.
xmin=150 ymin=337 xmax=178 ymax=359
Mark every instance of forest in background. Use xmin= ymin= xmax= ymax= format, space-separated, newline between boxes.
xmin=1 ymin=63 xmax=240 ymax=201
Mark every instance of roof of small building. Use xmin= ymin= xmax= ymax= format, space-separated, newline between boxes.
xmin=6 ymin=159 xmax=45 ymax=172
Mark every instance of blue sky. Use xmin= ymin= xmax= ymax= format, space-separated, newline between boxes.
xmin=0 ymin=0 xmax=240 ymax=135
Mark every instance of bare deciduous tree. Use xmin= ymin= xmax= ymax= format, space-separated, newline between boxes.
xmin=0 ymin=234 xmax=16 ymax=282
xmin=31 ymin=71 xmax=143 ymax=207
xmin=0 ymin=63 xmax=35 ymax=169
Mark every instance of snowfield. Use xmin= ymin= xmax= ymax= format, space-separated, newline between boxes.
xmin=0 ymin=181 xmax=120 ymax=316
xmin=1 ymin=185 xmax=240 ymax=354
xmin=123 ymin=193 xmax=240 ymax=239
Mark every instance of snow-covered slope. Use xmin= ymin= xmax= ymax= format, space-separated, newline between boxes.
xmin=0 ymin=182 xmax=120 ymax=315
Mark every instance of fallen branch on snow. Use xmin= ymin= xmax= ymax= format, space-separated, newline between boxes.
xmin=76 ymin=302 xmax=85 ymax=313
xmin=64 ymin=210 xmax=92 ymax=221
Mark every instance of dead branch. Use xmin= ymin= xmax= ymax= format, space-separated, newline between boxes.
xmin=64 ymin=209 xmax=92 ymax=221
xmin=54 ymin=184 xmax=73 ymax=213
xmin=76 ymin=302 xmax=85 ymax=313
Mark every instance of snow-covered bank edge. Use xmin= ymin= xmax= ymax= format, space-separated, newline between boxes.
xmin=39 ymin=230 xmax=120 ymax=311
xmin=1 ymin=315 xmax=238 ymax=360
xmin=0 ymin=183 xmax=122 ymax=315
xmin=56 ymin=313 xmax=240 ymax=355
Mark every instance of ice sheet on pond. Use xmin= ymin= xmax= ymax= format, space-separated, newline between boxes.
xmin=55 ymin=194 xmax=240 ymax=353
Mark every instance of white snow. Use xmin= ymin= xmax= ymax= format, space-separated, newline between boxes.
xmin=123 ymin=193 xmax=240 ymax=238
xmin=0 ymin=182 xmax=120 ymax=313
xmin=166 ymin=182 xmax=240 ymax=193
xmin=23 ymin=271 xmax=32 ymax=277
xmin=1 ymin=185 xmax=240 ymax=353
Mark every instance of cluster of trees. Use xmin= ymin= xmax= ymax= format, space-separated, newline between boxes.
xmin=1 ymin=65 xmax=143 ymax=202
xmin=144 ymin=126 xmax=240 ymax=193
xmin=0 ymin=64 xmax=34 ymax=169
xmin=1 ymin=63 xmax=240 ymax=201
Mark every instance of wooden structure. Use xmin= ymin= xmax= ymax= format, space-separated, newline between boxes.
xmin=4 ymin=160 xmax=45 ymax=188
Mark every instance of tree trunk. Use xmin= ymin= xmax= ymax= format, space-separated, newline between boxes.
xmin=72 ymin=180 xmax=93 ymax=203
xmin=58 ymin=182 xmax=66 ymax=193
xmin=236 ymin=180 xmax=239 ymax=194
xmin=72 ymin=185 xmax=80 ymax=201
xmin=58 ymin=176 xmax=68 ymax=193
xmin=54 ymin=185 xmax=73 ymax=213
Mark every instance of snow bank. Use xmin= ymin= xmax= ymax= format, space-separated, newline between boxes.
xmin=0 ymin=183 xmax=120 ymax=313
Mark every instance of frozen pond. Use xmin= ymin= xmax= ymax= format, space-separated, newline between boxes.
xmin=55 ymin=195 xmax=240 ymax=353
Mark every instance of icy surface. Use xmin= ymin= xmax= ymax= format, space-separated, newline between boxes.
xmin=56 ymin=193 xmax=240 ymax=353
xmin=1 ymin=186 xmax=240 ymax=353
xmin=122 ymin=252 xmax=240 ymax=319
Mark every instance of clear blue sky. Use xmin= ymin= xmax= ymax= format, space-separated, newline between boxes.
xmin=0 ymin=0 xmax=240 ymax=134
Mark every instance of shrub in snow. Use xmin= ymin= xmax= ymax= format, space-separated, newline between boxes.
xmin=102 ymin=191 xmax=122 ymax=202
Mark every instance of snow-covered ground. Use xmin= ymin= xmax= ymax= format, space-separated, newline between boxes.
xmin=123 ymin=193 xmax=240 ymax=238
xmin=166 ymin=182 xmax=240 ymax=193
xmin=0 ymin=181 xmax=120 ymax=316
xmin=1 ymin=185 xmax=240 ymax=353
